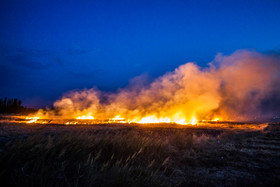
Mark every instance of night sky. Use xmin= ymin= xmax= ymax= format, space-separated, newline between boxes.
xmin=1 ymin=0 xmax=280 ymax=108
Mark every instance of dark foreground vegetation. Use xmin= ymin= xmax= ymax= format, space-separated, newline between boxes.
xmin=0 ymin=123 xmax=279 ymax=186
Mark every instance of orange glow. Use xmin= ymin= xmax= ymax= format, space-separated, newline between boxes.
xmin=110 ymin=115 xmax=124 ymax=121
xmin=212 ymin=118 xmax=220 ymax=122
xmin=190 ymin=117 xmax=197 ymax=125
xmin=129 ymin=115 xmax=198 ymax=125
xmin=76 ymin=115 xmax=94 ymax=120
xmin=21 ymin=114 xmax=205 ymax=125
xmin=109 ymin=115 xmax=126 ymax=123
xmin=26 ymin=116 xmax=40 ymax=123
xmin=65 ymin=121 xmax=78 ymax=125
xmin=135 ymin=116 xmax=171 ymax=124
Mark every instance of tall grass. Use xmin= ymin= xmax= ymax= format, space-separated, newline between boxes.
xmin=0 ymin=123 xmax=279 ymax=186
xmin=1 ymin=129 xmax=194 ymax=186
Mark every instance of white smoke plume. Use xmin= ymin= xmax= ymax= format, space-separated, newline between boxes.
xmin=41 ymin=50 xmax=280 ymax=122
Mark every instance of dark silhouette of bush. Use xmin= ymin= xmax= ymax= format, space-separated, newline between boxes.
xmin=0 ymin=97 xmax=36 ymax=114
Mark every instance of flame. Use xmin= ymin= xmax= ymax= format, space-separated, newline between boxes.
xmin=212 ymin=118 xmax=220 ymax=122
xmin=21 ymin=114 xmax=212 ymax=125
xmin=109 ymin=115 xmax=125 ymax=123
xmin=65 ymin=121 xmax=78 ymax=125
xmin=190 ymin=117 xmax=197 ymax=125
xmin=76 ymin=115 xmax=94 ymax=120
xmin=174 ymin=119 xmax=187 ymax=125
xmin=135 ymin=116 xmax=171 ymax=124
xmin=130 ymin=115 xmax=197 ymax=125
xmin=26 ymin=116 xmax=39 ymax=123
xmin=111 ymin=115 xmax=124 ymax=121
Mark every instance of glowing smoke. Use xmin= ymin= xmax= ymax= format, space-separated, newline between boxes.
xmin=40 ymin=50 xmax=280 ymax=122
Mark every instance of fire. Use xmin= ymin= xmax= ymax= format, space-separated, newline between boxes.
xmin=109 ymin=115 xmax=125 ymax=123
xmin=23 ymin=50 xmax=280 ymax=125
xmin=65 ymin=121 xmax=78 ymax=125
xmin=76 ymin=115 xmax=94 ymax=120
xmin=131 ymin=115 xmax=198 ymax=125
xmin=174 ymin=119 xmax=187 ymax=125
xmin=110 ymin=115 xmax=124 ymax=121
xmin=26 ymin=116 xmax=39 ymax=123
xmin=212 ymin=118 xmax=220 ymax=122
xmin=190 ymin=117 xmax=197 ymax=125
xmin=135 ymin=116 xmax=171 ymax=124
xmin=21 ymin=113 xmax=218 ymax=125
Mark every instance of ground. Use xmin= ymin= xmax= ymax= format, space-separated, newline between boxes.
xmin=0 ymin=122 xmax=279 ymax=186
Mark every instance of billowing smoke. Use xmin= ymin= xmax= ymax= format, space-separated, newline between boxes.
xmin=41 ymin=50 xmax=280 ymax=122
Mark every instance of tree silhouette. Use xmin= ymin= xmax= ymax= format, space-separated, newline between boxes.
xmin=0 ymin=97 xmax=36 ymax=114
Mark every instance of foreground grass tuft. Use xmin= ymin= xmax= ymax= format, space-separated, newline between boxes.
xmin=1 ymin=130 xmax=172 ymax=186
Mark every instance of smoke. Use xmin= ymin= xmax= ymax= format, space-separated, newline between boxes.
xmin=48 ymin=50 xmax=280 ymax=122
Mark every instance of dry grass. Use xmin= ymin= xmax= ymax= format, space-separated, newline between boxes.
xmin=0 ymin=123 xmax=279 ymax=186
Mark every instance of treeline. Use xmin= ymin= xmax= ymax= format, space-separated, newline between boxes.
xmin=0 ymin=97 xmax=37 ymax=114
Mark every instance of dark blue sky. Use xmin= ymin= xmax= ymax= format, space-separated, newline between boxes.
xmin=1 ymin=0 xmax=280 ymax=107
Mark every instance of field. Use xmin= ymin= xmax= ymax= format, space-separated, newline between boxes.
xmin=0 ymin=122 xmax=279 ymax=186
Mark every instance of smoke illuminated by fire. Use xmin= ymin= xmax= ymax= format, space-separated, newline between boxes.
xmin=28 ymin=50 xmax=280 ymax=125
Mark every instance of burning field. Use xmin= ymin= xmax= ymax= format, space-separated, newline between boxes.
xmin=10 ymin=50 xmax=280 ymax=125
xmin=2 ymin=0 xmax=280 ymax=185
xmin=1 ymin=50 xmax=280 ymax=186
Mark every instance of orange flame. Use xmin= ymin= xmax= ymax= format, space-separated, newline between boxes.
xmin=26 ymin=116 xmax=39 ymax=123
xmin=76 ymin=115 xmax=94 ymax=120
